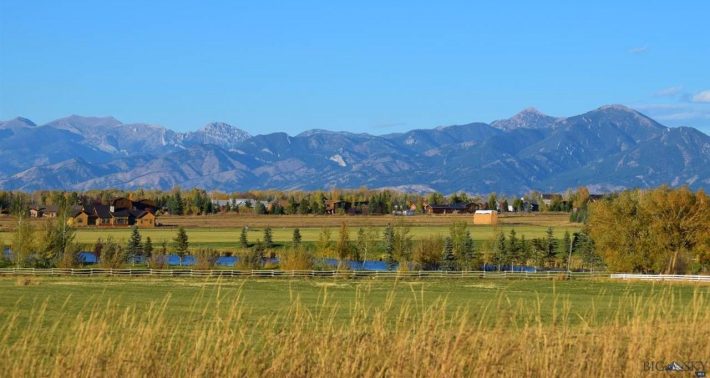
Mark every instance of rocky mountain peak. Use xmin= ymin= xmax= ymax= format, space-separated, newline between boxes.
xmin=491 ymin=107 xmax=559 ymax=130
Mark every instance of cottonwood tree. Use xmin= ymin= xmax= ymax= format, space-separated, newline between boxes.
xmin=12 ymin=213 xmax=35 ymax=268
xmin=383 ymin=223 xmax=396 ymax=270
xmin=317 ymin=228 xmax=333 ymax=257
xmin=39 ymin=205 xmax=76 ymax=267
xmin=356 ymin=227 xmax=379 ymax=265
xmin=336 ymin=222 xmax=351 ymax=267
xmin=392 ymin=223 xmax=413 ymax=265
xmin=588 ymin=187 xmax=709 ymax=273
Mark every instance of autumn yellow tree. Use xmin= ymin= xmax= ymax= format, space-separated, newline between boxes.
xmin=588 ymin=186 xmax=709 ymax=273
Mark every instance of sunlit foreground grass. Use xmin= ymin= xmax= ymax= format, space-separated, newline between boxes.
xmin=1 ymin=278 xmax=708 ymax=377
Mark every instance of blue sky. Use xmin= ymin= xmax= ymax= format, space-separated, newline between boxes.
xmin=1 ymin=1 xmax=709 ymax=134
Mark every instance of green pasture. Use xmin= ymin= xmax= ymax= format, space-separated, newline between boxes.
xmin=0 ymin=277 xmax=703 ymax=337
xmin=0 ymin=224 xmax=581 ymax=250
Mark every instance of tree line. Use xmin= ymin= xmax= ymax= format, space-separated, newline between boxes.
xmin=0 ymin=187 xmax=594 ymax=216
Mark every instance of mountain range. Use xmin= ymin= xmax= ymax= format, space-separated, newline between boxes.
xmin=1 ymin=105 xmax=708 ymax=194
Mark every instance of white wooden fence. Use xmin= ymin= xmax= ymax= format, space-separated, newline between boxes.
xmin=1 ymin=269 xmax=707 ymax=281
xmin=0 ymin=268 xmax=607 ymax=279
xmin=609 ymin=273 xmax=710 ymax=282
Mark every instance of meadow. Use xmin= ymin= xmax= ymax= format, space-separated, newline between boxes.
xmin=0 ymin=277 xmax=708 ymax=376
xmin=0 ymin=213 xmax=581 ymax=250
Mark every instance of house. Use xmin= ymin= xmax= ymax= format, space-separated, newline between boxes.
xmin=43 ymin=205 xmax=59 ymax=218
xmin=29 ymin=205 xmax=60 ymax=218
xmin=324 ymin=200 xmax=369 ymax=215
xmin=423 ymin=202 xmax=476 ymax=214
xmin=29 ymin=206 xmax=44 ymax=218
xmin=135 ymin=211 xmax=156 ymax=227
xmin=68 ymin=198 xmax=158 ymax=227
xmin=473 ymin=210 xmax=498 ymax=225
xmin=325 ymin=200 xmax=351 ymax=214
xmin=68 ymin=208 xmax=94 ymax=227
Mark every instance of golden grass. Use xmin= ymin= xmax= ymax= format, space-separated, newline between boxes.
xmin=0 ymin=281 xmax=707 ymax=377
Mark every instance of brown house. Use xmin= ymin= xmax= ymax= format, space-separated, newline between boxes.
xmin=423 ymin=202 xmax=478 ymax=214
xmin=68 ymin=209 xmax=93 ymax=227
xmin=68 ymin=198 xmax=158 ymax=227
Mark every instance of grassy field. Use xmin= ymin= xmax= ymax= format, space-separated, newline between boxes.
xmin=0 ymin=277 xmax=707 ymax=376
xmin=0 ymin=213 xmax=581 ymax=250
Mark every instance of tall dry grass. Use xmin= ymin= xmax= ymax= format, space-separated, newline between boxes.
xmin=0 ymin=283 xmax=708 ymax=377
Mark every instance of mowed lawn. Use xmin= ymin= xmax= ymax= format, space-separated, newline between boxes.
xmin=0 ymin=277 xmax=704 ymax=337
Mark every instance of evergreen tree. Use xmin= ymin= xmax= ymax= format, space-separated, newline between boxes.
xmin=458 ymin=231 xmax=478 ymax=271
xmin=263 ymin=226 xmax=273 ymax=248
xmin=168 ymin=191 xmax=184 ymax=215
xmin=492 ymin=232 xmax=506 ymax=271
xmin=143 ymin=237 xmax=153 ymax=259
xmin=440 ymin=237 xmax=456 ymax=271
xmin=292 ymin=228 xmax=302 ymax=246
xmin=240 ymin=226 xmax=249 ymax=248
xmin=544 ymin=227 xmax=558 ymax=267
xmin=173 ymin=226 xmax=189 ymax=266
xmin=127 ymin=226 xmax=142 ymax=262
xmin=519 ymin=235 xmax=531 ymax=267
xmin=506 ymin=229 xmax=520 ymax=271
xmin=558 ymin=231 xmax=572 ymax=268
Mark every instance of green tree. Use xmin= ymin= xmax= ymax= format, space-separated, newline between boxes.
xmin=487 ymin=193 xmax=498 ymax=210
xmin=292 ymin=228 xmax=302 ymax=246
xmin=100 ymin=237 xmax=127 ymax=268
xmin=392 ymin=223 xmax=413 ymax=265
xmin=440 ymin=237 xmax=456 ymax=271
xmin=240 ymin=227 xmax=249 ymax=249
xmin=519 ymin=235 xmax=532 ymax=266
xmin=505 ymin=229 xmax=520 ymax=270
xmin=11 ymin=215 xmax=35 ymax=268
xmin=356 ymin=227 xmax=378 ymax=264
xmin=413 ymin=235 xmax=444 ymax=270
xmin=263 ymin=226 xmax=273 ymax=248
xmin=335 ymin=222 xmax=351 ymax=267
xmin=127 ymin=226 xmax=143 ymax=263
xmin=492 ymin=232 xmax=506 ymax=271
xmin=168 ymin=191 xmax=184 ymax=215
xmin=143 ymin=237 xmax=154 ymax=259
xmin=173 ymin=226 xmax=189 ymax=266
xmin=544 ymin=227 xmax=558 ymax=268
xmin=317 ymin=228 xmax=333 ymax=257
xmin=383 ymin=223 xmax=396 ymax=270
xmin=558 ymin=231 xmax=572 ymax=268
xmin=38 ymin=208 xmax=76 ymax=268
